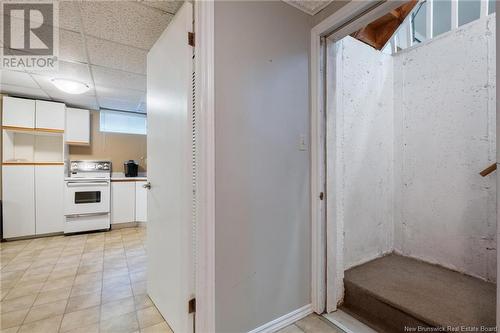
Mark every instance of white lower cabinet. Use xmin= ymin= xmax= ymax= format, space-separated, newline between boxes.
xmin=35 ymin=165 xmax=64 ymax=234
xmin=111 ymin=182 xmax=136 ymax=224
xmin=2 ymin=166 xmax=35 ymax=238
xmin=135 ymin=181 xmax=147 ymax=223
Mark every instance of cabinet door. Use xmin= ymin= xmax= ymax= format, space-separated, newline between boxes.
xmin=111 ymin=182 xmax=136 ymax=224
xmin=66 ymin=108 xmax=90 ymax=145
xmin=2 ymin=96 xmax=35 ymax=128
xmin=35 ymin=100 xmax=65 ymax=131
xmin=2 ymin=165 xmax=35 ymax=238
xmin=135 ymin=181 xmax=147 ymax=222
xmin=35 ymin=165 xmax=64 ymax=234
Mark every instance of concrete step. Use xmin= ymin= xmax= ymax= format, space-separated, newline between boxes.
xmin=341 ymin=254 xmax=496 ymax=333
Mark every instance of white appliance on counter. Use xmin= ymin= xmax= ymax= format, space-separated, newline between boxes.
xmin=64 ymin=160 xmax=111 ymax=233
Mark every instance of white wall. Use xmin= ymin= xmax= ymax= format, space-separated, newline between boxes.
xmin=330 ymin=37 xmax=394 ymax=269
xmin=393 ymin=16 xmax=497 ymax=282
xmin=214 ymin=2 xmax=311 ymax=332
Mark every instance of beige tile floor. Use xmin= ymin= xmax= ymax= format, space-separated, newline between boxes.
xmin=0 ymin=227 xmax=171 ymax=333
xmin=279 ymin=314 xmax=344 ymax=333
xmin=0 ymin=227 xmax=342 ymax=333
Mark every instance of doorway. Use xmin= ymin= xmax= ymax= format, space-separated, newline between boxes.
xmin=312 ymin=1 xmax=498 ymax=332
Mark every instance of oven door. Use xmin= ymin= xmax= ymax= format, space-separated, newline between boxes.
xmin=65 ymin=180 xmax=110 ymax=216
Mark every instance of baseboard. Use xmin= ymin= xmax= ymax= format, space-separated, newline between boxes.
xmin=111 ymin=222 xmax=138 ymax=230
xmin=323 ymin=310 xmax=377 ymax=333
xmin=248 ymin=304 xmax=313 ymax=333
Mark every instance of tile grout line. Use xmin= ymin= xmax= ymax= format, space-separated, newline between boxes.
xmin=7 ymin=237 xmax=67 ymax=330
xmin=122 ymin=228 xmax=142 ymax=330
xmin=56 ymin=235 xmax=86 ymax=333
xmin=1 ymin=228 xmax=152 ymax=333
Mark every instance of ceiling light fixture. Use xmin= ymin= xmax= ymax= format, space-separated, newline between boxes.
xmin=51 ymin=78 xmax=90 ymax=94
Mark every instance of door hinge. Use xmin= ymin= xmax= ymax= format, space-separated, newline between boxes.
xmin=188 ymin=32 xmax=195 ymax=47
xmin=188 ymin=298 xmax=196 ymax=313
xmin=319 ymin=192 xmax=324 ymax=200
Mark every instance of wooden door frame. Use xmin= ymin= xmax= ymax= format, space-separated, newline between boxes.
xmin=310 ymin=0 xmax=414 ymax=314
xmin=194 ymin=1 xmax=216 ymax=332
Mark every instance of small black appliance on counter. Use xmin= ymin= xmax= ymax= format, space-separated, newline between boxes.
xmin=124 ymin=160 xmax=139 ymax=177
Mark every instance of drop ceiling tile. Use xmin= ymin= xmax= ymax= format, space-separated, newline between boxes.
xmin=136 ymin=101 xmax=147 ymax=113
xmin=87 ymin=36 xmax=146 ymax=75
xmin=0 ymin=70 xmax=39 ymax=89
xmin=59 ymin=1 xmax=81 ymax=32
xmin=95 ymin=85 xmax=144 ymax=101
xmin=141 ymin=1 xmax=184 ymax=14
xmin=98 ymin=97 xmax=141 ymax=112
xmin=283 ymin=0 xmax=333 ymax=15
xmin=95 ymin=85 xmax=144 ymax=112
xmin=0 ymin=84 xmax=50 ymax=99
xmin=59 ymin=29 xmax=87 ymax=63
xmin=79 ymin=2 xmax=173 ymax=49
xmin=31 ymin=61 xmax=93 ymax=93
xmin=47 ymin=91 xmax=99 ymax=110
xmin=91 ymin=66 xmax=146 ymax=91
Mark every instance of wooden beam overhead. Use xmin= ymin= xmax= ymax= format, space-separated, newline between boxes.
xmin=351 ymin=0 xmax=418 ymax=50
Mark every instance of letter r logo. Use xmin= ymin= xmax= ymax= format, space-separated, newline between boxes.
xmin=3 ymin=3 xmax=54 ymax=56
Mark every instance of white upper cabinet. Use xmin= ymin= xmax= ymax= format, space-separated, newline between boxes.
xmin=35 ymin=100 xmax=65 ymax=131
xmin=2 ymin=96 xmax=35 ymax=128
xmin=66 ymin=108 xmax=90 ymax=145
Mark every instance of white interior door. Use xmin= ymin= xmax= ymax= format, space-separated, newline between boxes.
xmin=146 ymin=2 xmax=194 ymax=333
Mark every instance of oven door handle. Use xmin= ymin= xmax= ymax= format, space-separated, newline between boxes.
xmin=66 ymin=181 xmax=109 ymax=187
xmin=65 ymin=212 xmax=110 ymax=218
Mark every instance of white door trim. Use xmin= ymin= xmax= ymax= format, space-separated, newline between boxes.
xmin=310 ymin=0 xmax=407 ymax=314
xmin=194 ymin=0 xmax=216 ymax=332
xmin=496 ymin=0 xmax=500 ymax=328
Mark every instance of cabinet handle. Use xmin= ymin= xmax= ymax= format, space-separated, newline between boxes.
xmin=143 ymin=182 xmax=151 ymax=190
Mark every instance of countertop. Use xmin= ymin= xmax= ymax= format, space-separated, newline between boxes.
xmin=111 ymin=176 xmax=147 ymax=182
xmin=111 ymin=172 xmax=147 ymax=182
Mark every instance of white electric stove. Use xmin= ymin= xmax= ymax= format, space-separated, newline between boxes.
xmin=64 ymin=160 xmax=112 ymax=234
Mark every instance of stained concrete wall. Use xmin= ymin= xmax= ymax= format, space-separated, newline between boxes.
xmin=214 ymin=1 xmax=311 ymax=332
xmin=332 ymin=16 xmax=496 ymax=281
xmin=331 ymin=37 xmax=394 ymax=270
xmin=393 ymin=16 xmax=497 ymax=282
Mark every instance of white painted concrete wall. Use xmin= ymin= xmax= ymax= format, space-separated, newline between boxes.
xmin=332 ymin=16 xmax=496 ymax=281
xmin=393 ymin=16 xmax=497 ymax=282
xmin=330 ymin=36 xmax=394 ymax=270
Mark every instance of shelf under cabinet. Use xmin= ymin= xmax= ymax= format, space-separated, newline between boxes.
xmin=2 ymin=126 xmax=64 ymax=136
xmin=2 ymin=162 xmax=64 ymax=166
xmin=3 ymin=129 xmax=64 ymax=164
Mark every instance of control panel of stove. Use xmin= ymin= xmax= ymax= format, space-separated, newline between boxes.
xmin=70 ymin=160 xmax=111 ymax=174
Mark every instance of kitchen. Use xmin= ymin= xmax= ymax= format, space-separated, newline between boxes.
xmin=0 ymin=1 xmax=175 ymax=331
xmin=1 ymin=95 xmax=148 ymax=237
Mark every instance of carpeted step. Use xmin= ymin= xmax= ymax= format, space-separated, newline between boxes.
xmin=341 ymin=254 xmax=496 ymax=333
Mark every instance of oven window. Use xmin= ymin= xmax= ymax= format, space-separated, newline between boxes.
xmin=75 ymin=191 xmax=101 ymax=204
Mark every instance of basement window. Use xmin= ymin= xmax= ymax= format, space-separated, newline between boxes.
xmin=99 ymin=109 xmax=147 ymax=135
xmin=385 ymin=0 xmax=495 ymax=54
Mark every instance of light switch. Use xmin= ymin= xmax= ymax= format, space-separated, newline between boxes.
xmin=299 ymin=134 xmax=307 ymax=151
